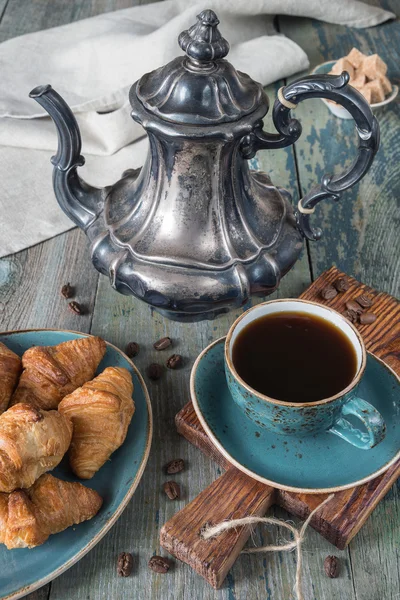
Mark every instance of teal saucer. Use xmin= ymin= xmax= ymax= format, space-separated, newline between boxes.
xmin=191 ymin=338 xmax=400 ymax=493
xmin=0 ymin=329 xmax=152 ymax=600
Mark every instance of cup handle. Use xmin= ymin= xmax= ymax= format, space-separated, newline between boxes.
xmin=328 ymin=397 xmax=386 ymax=450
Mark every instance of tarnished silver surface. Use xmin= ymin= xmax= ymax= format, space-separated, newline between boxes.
xmin=30 ymin=9 xmax=379 ymax=321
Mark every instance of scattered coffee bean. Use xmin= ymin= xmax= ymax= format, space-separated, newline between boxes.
xmin=324 ymin=555 xmax=340 ymax=579
xmin=153 ymin=336 xmax=172 ymax=351
xmin=166 ymin=354 xmax=183 ymax=369
xmin=165 ymin=458 xmax=185 ymax=474
xmin=343 ymin=309 xmax=358 ymax=323
xmin=61 ymin=282 xmax=74 ymax=299
xmin=125 ymin=341 xmax=140 ymax=358
xmin=355 ymin=294 xmax=373 ymax=309
xmin=148 ymin=556 xmax=171 ymax=574
xmin=147 ymin=363 xmax=163 ymax=380
xmin=321 ymin=285 xmax=338 ymax=300
xmin=68 ymin=301 xmax=84 ymax=315
xmin=117 ymin=552 xmax=134 ymax=577
xmin=163 ymin=481 xmax=181 ymax=500
xmin=345 ymin=299 xmax=363 ymax=314
xmin=333 ymin=278 xmax=350 ymax=293
xmin=359 ymin=312 xmax=377 ymax=325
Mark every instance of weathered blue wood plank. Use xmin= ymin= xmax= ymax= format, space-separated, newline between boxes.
xmin=5 ymin=1 xmax=398 ymax=599
xmin=50 ymin=79 xmax=311 ymax=600
xmin=0 ymin=2 xmax=310 ymax=600
xmin=281 ymin=6 xmax=400 ymax=599
xmin=280 ymin=10 xmax=400 ymax=298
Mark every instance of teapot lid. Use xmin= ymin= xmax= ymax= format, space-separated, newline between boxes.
xmin=134 ymin=10 xmax=264 ymax=126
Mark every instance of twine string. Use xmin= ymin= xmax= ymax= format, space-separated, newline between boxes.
xmin=278 ymin=86 xmax=298 ymax=110
xmin=201 ymin=493 xmax=335 ymax=600
xmin=277 ymin=87 xmax=316 ymax=218
xmin=297 ymin=199 xmax=316 ymax=214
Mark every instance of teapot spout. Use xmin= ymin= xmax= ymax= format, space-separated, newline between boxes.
xmin=29 ymin=85 xmax=107 ymax=231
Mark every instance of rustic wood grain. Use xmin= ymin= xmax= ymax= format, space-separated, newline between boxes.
xmin=49 ymin=146 xmax=310 ymax=600
xmin=160 ymin=469 xmax=276 ymax=589
xmin=12 ymin=1 xmax=311 ymax=597
xmin=278 ymin=9 xmax=400 ymax=592
xmin=301 ymin=267 xmax=400 ymax=372
xmin=279 ymin=6 xmax=400 ymax=299
xmin=0 ymin=229 xmax=98 ymax=332
xmin=1 ymin=0 xmax=398 ymax=599
xmin=175 ymin=401 xmax=231 ymax=471
xmin=0 ymin=0 xmax=106 ymax=597
xmin=169 ymin=268 xmax=399 ymax=589
xmin=47 ymin=83 xmax=310 ymax=600
xmin=0 ymin=2 xmax=167 ymax=600
xmin=277 ymin=462 xmax=400 ymax=548
xmin=0 ymin=0 xmax=8 ymax=23
xmin=280 ymin=11 xmax=400 ymax=591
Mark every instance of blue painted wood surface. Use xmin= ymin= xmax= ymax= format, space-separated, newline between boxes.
xmin=0 ymin=1 xmax=398 ymax=599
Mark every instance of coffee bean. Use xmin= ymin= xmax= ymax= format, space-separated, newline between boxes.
xmin=148 ymin=556 xmax=171 ymax=574
xmin=61 ymin=283 xmax=74 ymax=299
xmin=345 ymin=299 xmax=363 ymax=314
xmin=153 ymin=336 xmax=172 ymax=351
xmin=321 ymin=285 xmax=338 ymax=300
xmin=68 ymin=301 xmax=84 ymax=315
xmin=117 ymin=552 xmax=133 ymax=577
xmin=163 ymin=481 xmax=181 ymax=500
xmin=356 ymin=294 xmax=373 ymax=309
xmin=125 ymin=342 xmax=139 ymax=358
xmin=165 ymin=458 xmax=184 ymax=474
xmin=147 ymin=363 xmax=163 ymax=380
xmin=324 ymin=555 xmax=340 ymax=578
xmin=359 ymin=312 xmax=377 ymax=325
xmin=166 ymin=354 xmax=183 ymax=369
xmin=343 ymin=309 xmax=358 ymax=323
xmin=333 ymin=278 xmax=350 ymax=293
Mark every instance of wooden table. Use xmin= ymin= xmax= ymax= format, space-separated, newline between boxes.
xmin=0 ymin=1 xmax=399 ymax=599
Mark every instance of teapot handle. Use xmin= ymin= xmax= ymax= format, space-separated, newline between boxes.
xmin=239 ymin=72 xmax=380 ymax=241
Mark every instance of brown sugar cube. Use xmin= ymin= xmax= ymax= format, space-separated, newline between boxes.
xmin=378 ymin=74 xmax=392 ymax=95
xmin=330 ymin=58 xmax=354 ymax=79
xmin=361 ymin=54 xmax=387 ymax=79
xmin=364 ymin=79 xmax=385 ymax=103
xmin=346 ymin=48 xmax=366 ymax=69
xmin=359 ymin=87 xmax=372 ymax=104
xmin=351 ymin=73 xmax=367 ymax=89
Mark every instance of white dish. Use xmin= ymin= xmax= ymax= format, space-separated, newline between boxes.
xmin=311 ymin=60 xmax=398 ymax=120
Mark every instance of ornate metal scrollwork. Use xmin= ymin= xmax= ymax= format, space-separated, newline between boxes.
xmin=240 ymin=72 xmax=380 ymax=240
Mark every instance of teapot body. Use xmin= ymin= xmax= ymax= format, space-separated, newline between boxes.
xmin=30 ymin=9 xmax=379 ymax=321
xmin=87 ymin=108 xmax=303 ymax=321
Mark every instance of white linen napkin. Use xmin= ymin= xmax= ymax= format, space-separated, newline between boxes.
xmin=0 ymin=0 xmax=395 ymax=257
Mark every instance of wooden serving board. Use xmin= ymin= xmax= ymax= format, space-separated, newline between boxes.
xmin=160 ymin=267 xmax=400 ymax=589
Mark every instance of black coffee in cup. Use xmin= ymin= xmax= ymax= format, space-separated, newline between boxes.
xmin=232 ymin=311 xmax=357 ymax=403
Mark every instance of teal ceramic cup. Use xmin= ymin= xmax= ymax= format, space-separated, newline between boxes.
xmin=225 ymin=299 xmax=386 ymax=449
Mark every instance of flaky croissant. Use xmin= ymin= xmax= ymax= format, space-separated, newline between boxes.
xmin=59 ymin=367 xmax=134 ymax=479
xmin=0 ymin=343 xmax=22 ymax=414
xmin=0 ymin=473 xmax=102 ymax=549
xmin=0 ymin=403 xmax=72 ymax=493
xmin=10 ymin=336 xmax=106 ymax=410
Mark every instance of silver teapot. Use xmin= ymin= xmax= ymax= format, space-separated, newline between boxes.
xmin=30 ymin=9 xmax=379 ymax=321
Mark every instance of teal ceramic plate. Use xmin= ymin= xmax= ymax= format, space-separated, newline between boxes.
xmin=0 ymin=330 xmax=152 ymax=600
xmin=191 ymin=338 xmax=400 ymax=494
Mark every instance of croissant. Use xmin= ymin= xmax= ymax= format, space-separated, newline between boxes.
xmin=59 ymin=367 xmax=134 ymax=479
xmin=0 ymin=343 xmax=22 ymax=414
xmin=10 ymin=336 xmax=106 ymax=410
xmin=0 ymin=403 xmax=72 ymax=493
xmin=0 ymin=473 xmax=102 ymax=549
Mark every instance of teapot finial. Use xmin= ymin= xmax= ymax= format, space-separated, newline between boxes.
xmin=178 ymin=9 xmax=229 ymax=65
